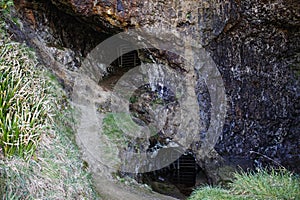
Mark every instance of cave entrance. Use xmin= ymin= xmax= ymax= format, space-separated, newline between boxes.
xmin=167 ymin=153 xmax=198 ymax=186
xmin=119 ymin=80 xmax=208 ymax=199
xmin=98 ymin=41 xmax=141 ymax=90
xmin=115 ymin=44 xmax=140 ymax=68
xmin=142 ymin=151 xmax=208 ymax=199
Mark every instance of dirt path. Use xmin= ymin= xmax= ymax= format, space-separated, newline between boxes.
xmin=72 ymin=74 xmax=177 ymax=200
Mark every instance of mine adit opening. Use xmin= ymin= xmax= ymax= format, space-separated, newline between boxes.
xmin=119 ymin=151 xmax=207 ymax=199
xmin=143 ymin=151 xmax=204 ymax=189
xmin=97 ymin=40 xmax=142 ymax=90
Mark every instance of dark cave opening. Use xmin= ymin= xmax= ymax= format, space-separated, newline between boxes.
xmin=140 ymin=151 xmax=207 ymax=200
xmin=98 ymin=42 xmax=141 ymax=90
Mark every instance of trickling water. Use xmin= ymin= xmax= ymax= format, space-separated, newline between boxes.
xmin=148 ymin=64 xmax=165 ymax=92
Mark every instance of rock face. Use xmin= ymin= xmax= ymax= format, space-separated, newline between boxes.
xmin=211 ymin=1 xmax=300 ymax=173
xmin=12 ymin=0 xmax=300 ymax=180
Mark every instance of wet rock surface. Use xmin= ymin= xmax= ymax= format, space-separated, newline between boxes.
xmin=10 ymin=0 xmax=300 ymax=192
xmin=211 ymin=1 xmax=300 ymax=172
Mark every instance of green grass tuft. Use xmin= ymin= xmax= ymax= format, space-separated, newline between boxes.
xmin=230 ymin=168 xmax=300 ymax=200
xmin=102 ymin=113 xmax=125 ymax=141
xmin=189 ymin=186 xmax=239 ymax=200
xmin=102 ymin=112 xmax=140 ymax=143
xmin=189 ymin=168 xmax=300 ymax=200
xmin=0 ymin=23 xmax=52 ymax=160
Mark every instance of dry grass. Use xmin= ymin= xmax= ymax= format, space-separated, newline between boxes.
xmin=0 ymin=15 xmax=100 ymax=199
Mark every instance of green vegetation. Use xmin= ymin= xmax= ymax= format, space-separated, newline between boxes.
xmin=0 ymin=0 xmax=13 ymax=18
xmin=102 ymin=112 xmax=149 ymax=155
xmin=189 ymin=168 xmax=300 ymax=200
xmin=103 ymin=112 xmax=141 ymax=143
xmin=129 ymin=95 xmax=138 ymax=104
xmin=103 ymin=113 xmax=126 ymax=141
xmin=0 ymin=14 xmax=100 ymax=199
xmin=102 ymin=112 xmax=138 ymax=153
xmin=0 ymin=29 xmax=52 ymax=159
xmin=0 ymin=106 xmax=100 ymax=199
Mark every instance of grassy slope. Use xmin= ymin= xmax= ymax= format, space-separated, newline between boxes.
xmin=0 ymin=15 xmax=100 ymax=199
